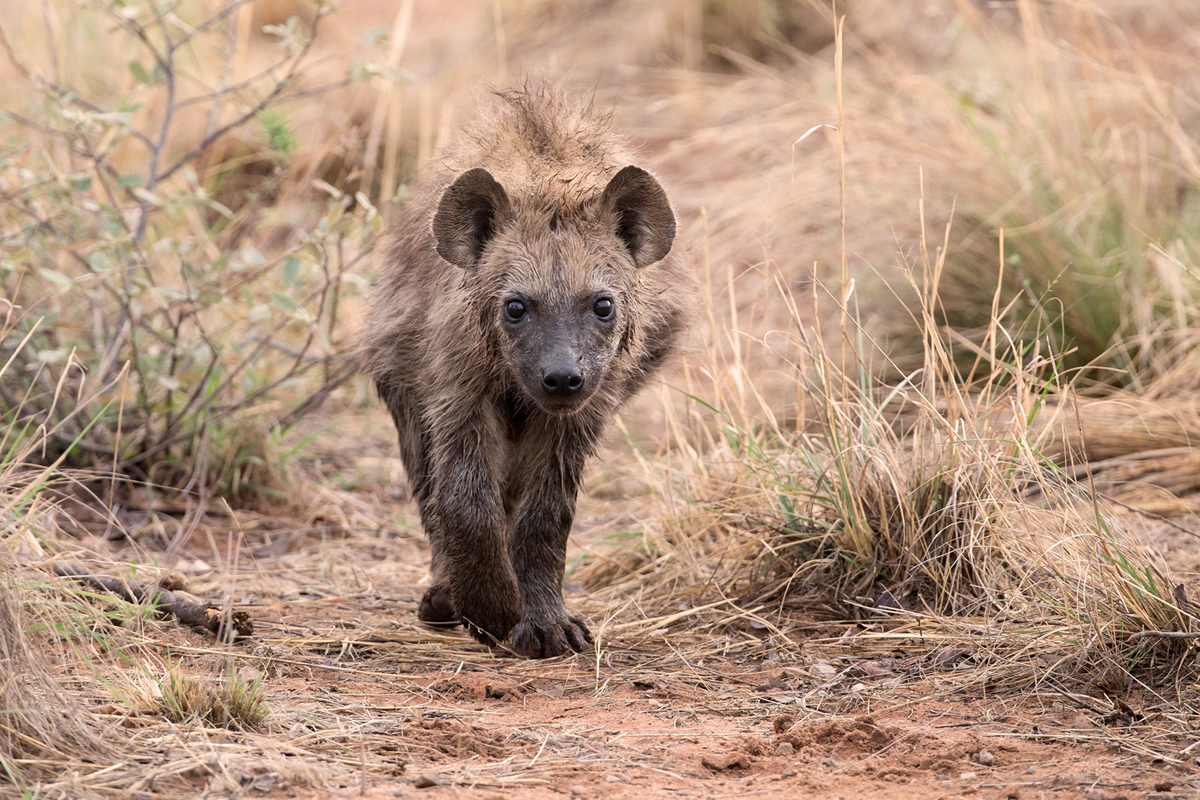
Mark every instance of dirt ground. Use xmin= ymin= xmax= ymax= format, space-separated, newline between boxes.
xmin=50 ymin=408 xmax=1195 ymax=800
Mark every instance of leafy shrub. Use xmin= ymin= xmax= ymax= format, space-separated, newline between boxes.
xmin=0 ymin=0 xmax=392 ymax=504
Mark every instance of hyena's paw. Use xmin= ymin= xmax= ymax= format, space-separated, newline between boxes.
xmin=456 ymin=583 xmax=522 ymax=647
xmin=511 ymin=611 xmax=593 ymax=659
xmin=417 ymin=580 xmax=458 ymax=626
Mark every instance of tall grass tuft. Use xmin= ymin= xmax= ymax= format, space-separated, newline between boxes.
xmin=0 ymin=566 xmax=117 ymax=790
xmin=932 ymin=1 xmax=1200 ymax=385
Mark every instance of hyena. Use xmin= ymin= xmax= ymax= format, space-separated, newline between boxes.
xmin=361 ymin=87 xmax=694 ymax=658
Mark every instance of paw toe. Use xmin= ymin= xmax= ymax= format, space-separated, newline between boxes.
xmin=417 ymin=581 xmax=458 ymax=626
xmin=511 ymin=615 xmax=593 ymax=659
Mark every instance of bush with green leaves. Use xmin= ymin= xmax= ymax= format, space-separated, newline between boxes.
xmin=0 ymin=0 xmax=394 ymax=505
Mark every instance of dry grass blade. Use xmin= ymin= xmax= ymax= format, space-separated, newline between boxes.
xmin=0 ymin=566 xmax=118 ymax=791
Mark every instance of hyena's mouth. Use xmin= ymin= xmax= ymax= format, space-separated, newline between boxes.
xmin=524 ymin=380 xmax=597 ymax=416
xmin=532 ymin=388 xmax=596 ymax=416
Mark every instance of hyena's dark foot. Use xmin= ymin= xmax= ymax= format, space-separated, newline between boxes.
xmin=417 ymin=580 xmax=458 ymax=626
xmin=456 ymin=580 xmax=523 ymax=647
xmin=511 ymin=611 xmax=593 ymax=659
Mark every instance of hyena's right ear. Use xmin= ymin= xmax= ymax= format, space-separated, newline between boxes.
xmin=601 ymin=166 xmax=675 ymax=268
xmin=433 ymin=168 xmax=511 ymax=270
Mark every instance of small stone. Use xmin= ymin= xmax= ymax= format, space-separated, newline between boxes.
xmin=701 ymin=754 xmax=750 ymax=771
xmin=775 ymin=742 xmax=795 ymax=756
xmin=605 ymin=775 xmax=621 ymax=783
xmin=568 ymin=786 xmax=588 ymax=797
xmin=959 ymin=771 xmax=977 ymax=781
xmin=821 ymin=758 xmax=836 ymax=768
xmin=1024 ymin=765 xmax=1035 ymax=774
xmin=1082 ymin=789 xmax=1106 ymax=800
xmin=977 ymin=749 xmax=994 ymax=766
xmin=249 ymin=774 xmax=277 ymax=794
xmin=413 ymin=775 xmax=441 ymax=789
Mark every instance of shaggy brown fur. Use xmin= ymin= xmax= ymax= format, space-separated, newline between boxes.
xmin=362 ymin=87 xmax=695 ymax=658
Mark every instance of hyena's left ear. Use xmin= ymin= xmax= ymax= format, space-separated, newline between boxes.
xmin=433 ymin=168 xmax=512 ymax=270
xmin=601 ymin=166 xmax=676 ymax=268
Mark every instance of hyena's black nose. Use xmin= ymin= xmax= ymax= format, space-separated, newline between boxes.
xmin=542 ymin=364 xmax=584 ymax=395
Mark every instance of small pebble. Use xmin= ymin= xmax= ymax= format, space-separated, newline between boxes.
xmin=959 ymin=771 xmax=978 ymax=781
xmin=977 ymin=749 xmax=994 ymax=766
xmin=413 ymin=775 xmax=441 ymax=789
xmin=775 ymin=742 xmax=795 ymax=756
xmin=821 ymin=758 xmax=836 ymax=768
xmin=1024 ymin=765 xmax=1035 ymax=774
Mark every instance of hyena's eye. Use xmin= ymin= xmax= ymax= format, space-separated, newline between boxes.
xmin=504 ymin=299 xmax=527 ymax=321
xmin=593 ymin=298 xmax=614 ymax=319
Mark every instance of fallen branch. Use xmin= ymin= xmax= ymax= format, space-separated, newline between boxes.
xmin=52 ymin=563 xmax=253 ymax=642
xmin=1126 ymin=630 xmax=1200 ymax=642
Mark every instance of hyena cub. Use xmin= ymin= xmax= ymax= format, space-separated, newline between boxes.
xmin=362 ymin=88 xmax=693 ymax=658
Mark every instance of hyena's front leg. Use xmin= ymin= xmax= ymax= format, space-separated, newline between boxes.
xmin=428 ymin=409 xmax=523 ymax=645
xmin=507 ymin=445 xmax=593 ymax=658
xmin=385 ymin=397 xmax=458 ymax=627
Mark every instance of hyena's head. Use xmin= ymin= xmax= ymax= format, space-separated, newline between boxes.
xmin=432 ymin=165 xmax=675 ymax=415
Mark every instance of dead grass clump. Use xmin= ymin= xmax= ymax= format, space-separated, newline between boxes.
xmin=114 ymin=666 xmax=269 ymax=730
xmin=0 ymin=568 xmax=115 ymax=790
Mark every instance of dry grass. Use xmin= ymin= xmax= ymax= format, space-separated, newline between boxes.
xmin=3 ymin=0 xmax=1200 ymax=796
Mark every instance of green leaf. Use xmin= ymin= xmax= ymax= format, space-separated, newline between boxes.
xmin=129 ymin=61 xmax=150 ymax=84
xmin=38 ymin=268 xmax=72 ymax=286
xmin=269 ymin=292 xmax=299 ymax=314
xmin=282 ymin=257 xmax=301 ymax=288
xmin=69 ymin=175 xmax=93 ymax=191
xmin=117 ymin=173 xmax=142 ymax=189
xmin=239 ymin=248 xmax=265 ymax=269
xmin=257 ymin=110 xmax=297 ymax=158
